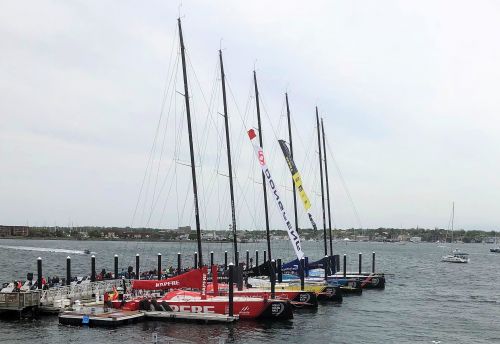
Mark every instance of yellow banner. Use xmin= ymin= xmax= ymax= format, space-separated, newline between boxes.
xmin=292 ymin=172 xmax=311 ymax=211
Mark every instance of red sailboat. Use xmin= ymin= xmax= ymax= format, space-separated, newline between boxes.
xmin=113 ymin=267 xmax=293 ymax=320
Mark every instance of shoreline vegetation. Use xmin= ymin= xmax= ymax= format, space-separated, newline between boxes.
xmin=0 ymin=225 xmax=498 ymax=244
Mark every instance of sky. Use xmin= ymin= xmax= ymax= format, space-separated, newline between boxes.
xmin=1 ymin=1 xmax=500 ymax=231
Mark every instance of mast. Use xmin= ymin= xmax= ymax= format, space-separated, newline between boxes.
xmin=254 ymin=71 xmax=272 ymax=261
xmin=178 ymin=18 xmax=203 ymax=267
xmin=219 ymin=50 xmax=238 ymax=265
xmin=321 ymin=118 xmax=333 ymax=256
xmin=451 ymin=202 xmax=454 ymax=244
xmin=286 ymin=93 xmax=299 ymax=234
xmin=316 ymin=107 xmax=327 ymax=256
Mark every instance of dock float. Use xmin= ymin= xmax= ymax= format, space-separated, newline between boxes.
xmin=59 ymin=309 xmax=144 ymax=327
xmin=144 ymin=311 xmax=238 ymax=323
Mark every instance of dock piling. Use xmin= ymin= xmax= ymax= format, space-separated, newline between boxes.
xmin=343 ymin=254 xmax=347 ymax=278
xmin=228 ymin=263 xmax=234 ymax=317
xmin=37 ymin=257 xmax=42 ymax=290
xmin=66 ymin=256 xmax=71 ymax=286
xmin=264 ymin=250 xmax=267 ymax=263
xmin=277 ymin=258 xmax=282 ymax=283
xmin=299 ymin=258 xmax=305 ymax=291
xmin=224 ymin=251 xmax=228 ymax=270
xmin=194 ymin=252 xmax=198 ymax=269
xmin=358 ymin=253 xmax=362 ymax=275
xmin=210 ymin=251 xmax=214 ymax=267
xmin=177 ymin=252 xmax=181 ymax=275
xmin=246 ymin=250 xmax=249 ymax=269
xmin=114 ymin=254 xmax=118 ymax=279
xmin=270 ymin=259 xmax=276 ymax=298
xmin=255 ymin=250 xmax=259 ymax=273
xmin=324 ymin=255 xmax=329 ymax=281
xmin=157 ymin=253 xmax=162 ymax=280
xmin=91 ymin=255 xmax=96 ymax=282
xmin=236 ymin=251 xmax=239 ymax=266
xmin=305 ymin=256 xmax=309 ymax=277
xmin=372 ymin=252 xmax=375 ymax=273
xmin=135 ymin=254 xmax=140 ymax=280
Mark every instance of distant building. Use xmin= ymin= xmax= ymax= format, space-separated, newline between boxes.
xmin=410 ymin=236 xmax=422 ymax=243
xmin=177 ymin=226 xmax=192 ymax=234
xmin=0 ymin=225 xmax=29 ymax=237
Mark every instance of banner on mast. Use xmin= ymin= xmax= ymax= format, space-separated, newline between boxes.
xmin=278 ymin=139 xmax=318 ymax=231
xmin=248 ymin=129 xmax=304 ymax=260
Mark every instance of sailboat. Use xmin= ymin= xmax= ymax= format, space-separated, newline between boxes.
xmin=441 ymin=202 xmax=470 ymax=263
xmin=115 ymin=18 xmax=294 ymax=321
xmin=490 ymin=234 xmax=500 ymax=253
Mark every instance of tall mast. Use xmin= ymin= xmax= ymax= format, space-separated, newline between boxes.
xmin=219 ymin=50 xmax=238 ymax=265
xmin=451 ymin=202 xmax=454 ymax=243
xmin=254 ymin=71 xmax=271 ymax=261
xmin=316 ymin=107 xmax=327 ymax=256
xmin=286 ymin=93 xmax=299 ymax=234
xmin=178 ymin=18 xmax=203 ymax=267
xmin=321 ymin=118 xmax=333 ymax=256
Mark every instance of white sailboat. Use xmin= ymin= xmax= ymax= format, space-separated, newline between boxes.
xmin=441 ymin=202 xmax=470 ymax=263
xmin=490 ymin=234 xmax=500 ymax=253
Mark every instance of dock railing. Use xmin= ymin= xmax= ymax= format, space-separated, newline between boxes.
xmin=0 ymin=291 xmax=41 ymax=311
xmin=40 ymin=279 xmax=124 ymax=306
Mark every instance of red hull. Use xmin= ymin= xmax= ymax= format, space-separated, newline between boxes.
xmin=112 ymin=290 xmax=293 ymax=320
xmin=160 ymin=290 xmax=292 ymax=319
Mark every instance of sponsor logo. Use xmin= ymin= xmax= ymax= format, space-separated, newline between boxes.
xmin=239 ymin=306 xmax=250 ymax=314
xmin=201 ymin=272 xmax=207 ymax=297
xmin=258 ymin=150 xmax=265 ymax=165
xmin=155 ymin=280 xmax=180 ymax=288
xmin=271 ymin=302 xmax=285 ymax=316
xmin=263 ymin=168 xmax=302 ymax=255
xmin=371 ymin=278 xmax=379 ymax=286
xmin=325 ymin=287 xmax=335 ymax=295
xmin=298 ymin=293 xmax=311 ymax=303
xmin=168 ymin=305 xmax=215 ymax=313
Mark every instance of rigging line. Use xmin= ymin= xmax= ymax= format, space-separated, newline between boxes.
xmin=147 ymin=54 xmax=181 ymax=226
xmin=234 ymin=171 xmax=260 ymax=230
xmin=131 ymin=23 xmax=178 ymax=228
xmin=174 ymin=87 xmax=184 ymax=227
xmin=324 ymin=135 xmax=363 ymax=229
xmin=226 ymin=78 xmax=253 ymax=177
xmin=258 ymin=91 xmax=281 ymax=141
xmin=198 ymin=60 xmax=223 ymax=230
xmin=148 ymin=71 xmax=182 ymax=224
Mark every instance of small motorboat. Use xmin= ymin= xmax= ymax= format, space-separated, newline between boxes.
xmin=83 ymin=249 xmax=91 ymax=254
xmin=490 ymin=247 xmax=500 ymax=253
xmin=442 ymin=249 xmax=470 ymax=263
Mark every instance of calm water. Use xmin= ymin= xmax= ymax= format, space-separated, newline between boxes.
xmin=0 ymin=238 xmax=499 ymax=343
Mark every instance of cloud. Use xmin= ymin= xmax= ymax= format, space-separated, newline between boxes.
xmin=1 ymin=1 xmax=499 ymax=230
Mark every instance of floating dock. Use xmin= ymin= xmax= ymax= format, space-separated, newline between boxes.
xmin=144 ymin=311 xmax=238 ymax=323
xmin=59 ymin=309 xmax=144 ymax=327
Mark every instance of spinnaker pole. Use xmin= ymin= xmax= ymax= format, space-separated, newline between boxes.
xmin=316 ymin=107 xmax=327 ymax=256
xmin=219 ymin=50 xmax=238 ymax=265
xmin=178 ymin=18 xmax=203 ymax=267
xmin=321 ymin=118 xmax=333 ymax=256
xmin=254 ymin=71 xmax=271 ymax=261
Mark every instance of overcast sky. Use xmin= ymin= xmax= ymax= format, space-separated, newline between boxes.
xmin=1 ymin=1 xmax=499 ymax=231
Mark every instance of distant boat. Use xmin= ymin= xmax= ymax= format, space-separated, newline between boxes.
xmin=83 ymin=249 xmax=91 ymax=254
xmin=490 ymin=234 xmax=499 ymax=253
xmin=442 ymin=202 xmax=469 ymax=263
xmin=442 ymin=249 xmax=470 ymax=263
